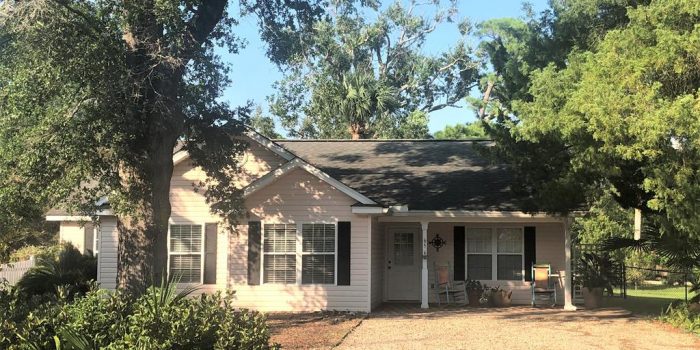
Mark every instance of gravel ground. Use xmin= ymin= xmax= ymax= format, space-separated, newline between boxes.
xmin=336 ymin=306 xmax=700 ymax=350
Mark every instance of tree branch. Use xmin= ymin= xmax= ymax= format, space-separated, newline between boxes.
xmin=186 ymin=0 xmax=228 ymax=50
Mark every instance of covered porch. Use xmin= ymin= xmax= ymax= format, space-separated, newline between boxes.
xmin=369 ymin=211 xmax=577 ymax=311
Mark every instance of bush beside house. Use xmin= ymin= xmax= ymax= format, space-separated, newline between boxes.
xmin=0 ymin=244 xmax=275 ymax=349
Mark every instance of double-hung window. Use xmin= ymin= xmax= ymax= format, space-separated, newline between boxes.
xmin=169 ymin=224 xmax=203 ymax=283
xmin=262 ymin=223 xmax=337 ymax=285
xmin=263 ymin=224 xmax=297 ymax=284
xmin=301 ymin=223 xmax=336 ymax=284
xmin=466 ymin=227 xmax=524 ymax=281
xmin=496 ymin=228 xmax=523 ymax=280
xmin=466 ymin=228 xmax=493 ymax=280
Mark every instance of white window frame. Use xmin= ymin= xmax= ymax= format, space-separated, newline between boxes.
xmin=167 ymin=222 xmax=205 ymax=284
xmin=261 ymin=221 xmax=338 ymax=286
xmin=465 ymin=225 xmax=525 ymax=282
xmin=261 ymin=222 xmax=298 ymax=284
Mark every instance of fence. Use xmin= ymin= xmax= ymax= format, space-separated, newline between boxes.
xmin=0 ymin=257 xmax=36 ymax=285
xmin=618 ymin=266 xmax=695 ymax=302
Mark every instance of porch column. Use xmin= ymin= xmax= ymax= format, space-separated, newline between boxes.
xmin=563 ymin=216 xmax=577 ymax=311
xmin=420 ymin=221 xmax=429 ymax=309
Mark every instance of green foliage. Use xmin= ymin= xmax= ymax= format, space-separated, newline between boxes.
xmin=579 ymin=252 xmax=615 ymax=289
xmin=433 ymin=121 xmax=487 ymax=139
xmin=601 ymin=217 xmax=700 ymax=271
xmin=249 ymin=106 xmax=281 ymax=139
xmin=0 ymin=0 xmax=329 ymax=290
xmin=480 ymin=0 xmax=700 ymax=241
xmin=269 ymin=0 xmax=480 ymax=139
xmin=0 ymin=218 xmax=58 ymax=263
xmin=660 ymin=302 xmax=700 ymax=335
xmin=8 ymin=243 xmax=62 ymax=263
xmin=0 ymin=282 xmax=273 ymax=349
xmin=17 ymin=244 xmax=96 ymax=299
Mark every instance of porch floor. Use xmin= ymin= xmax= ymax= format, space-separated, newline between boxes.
xmin=338 ymin=303 xmax=699 ymax=349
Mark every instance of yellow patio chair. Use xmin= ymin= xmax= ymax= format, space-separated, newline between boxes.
xmin=434 ymin=262 xmax=467 ymax=306
xmin=531 ymin=263 xmax=557 ymax=307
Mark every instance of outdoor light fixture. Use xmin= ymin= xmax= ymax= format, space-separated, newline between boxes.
xmin=428 ymin=234 xmax=447 ymax=251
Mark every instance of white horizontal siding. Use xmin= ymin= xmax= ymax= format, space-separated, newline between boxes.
xmin=231 ymin=168 xmax=371 ymax=312
xmin=98 ymin=216 xmax=118 ymax=290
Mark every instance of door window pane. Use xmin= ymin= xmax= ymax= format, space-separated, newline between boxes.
xmin=393 ymin=232 xmax=414 ymax=266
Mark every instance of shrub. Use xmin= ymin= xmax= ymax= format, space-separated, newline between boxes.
xmin=8 ymin=244 xmax=62 ymax=263
xmin=660 ymin=302 xmax=700 ymax=335
xmin=1 ymin=280 xmax=274 ymax=349
xmin=16 ymin=243 xmax=96 ymax=299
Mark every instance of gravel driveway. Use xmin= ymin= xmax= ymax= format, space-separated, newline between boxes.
xmin=337 ymin=306 xmax=700 ymax=350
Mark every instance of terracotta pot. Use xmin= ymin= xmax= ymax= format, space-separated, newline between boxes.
xmin=492 ymin=290 xmax=513 ymax=307
xmin=467 ymin=291 xmax=481 ymax=307
xmin=582 ymin=287 xmax=603 ymax=309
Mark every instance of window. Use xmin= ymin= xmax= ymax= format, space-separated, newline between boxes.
xmin=393 ymin=232 xmax=415 ymax=266
xmin=497 ymin=228 xmax=523 ymax=280
xmin=263 ymin=224 xmax=297 ymax=284
xmin=301 ymin=223 xmax=335 ymax=284
xmin=169 ymin=224 xmax=203 ymax=283
xmin=466 ymin=228 xmax=492 ymax=280
xmin=465 ymin=227 xmax=524 ymax=281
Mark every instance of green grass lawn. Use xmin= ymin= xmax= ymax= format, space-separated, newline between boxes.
xmin=604 ymin=285 xmax=692 ymax=316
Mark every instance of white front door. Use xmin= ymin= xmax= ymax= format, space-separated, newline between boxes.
xmin=386 ymin=228 xmax=421 ymax=301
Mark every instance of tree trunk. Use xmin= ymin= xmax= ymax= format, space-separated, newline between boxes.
xmin=350 ymin=122 xmax=365 ymax=139
xmin=116 ymin=69 xmax=183 ymax=293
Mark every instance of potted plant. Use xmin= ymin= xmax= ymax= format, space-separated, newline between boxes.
xmin=487 ymin=285 xmax=513 ymax=307
xmin=579 ymin=252 xmax=613 ymax=309
xmin=465 ymin=280 xmax=484 ymax=307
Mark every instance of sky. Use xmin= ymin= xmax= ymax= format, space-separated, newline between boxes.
xmin=220 ymin=0 xmax=550 ymax=136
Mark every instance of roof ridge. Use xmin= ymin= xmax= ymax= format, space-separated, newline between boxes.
xmin=274 ymin=138 xmax=493 ymax=142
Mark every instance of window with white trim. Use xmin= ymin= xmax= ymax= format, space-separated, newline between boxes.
xmin=301 ymin=223 xmax=335 ymax=284
xmin=169 ymin=224 xmax=203 ymax=283
xmin=263 ymin=224 xmax=297 ymax=284
xmin=466 ymin=227 xmax=524 ymax=281
xmin=497 ymin=228 xmax=523 ymax=280
xmin=466 ymin=228 xmax=492 ymax=280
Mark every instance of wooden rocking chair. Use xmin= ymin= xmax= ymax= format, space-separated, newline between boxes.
xmin=434 ymin=262 xmax=467 ymax=306
xmin=531 ymin=263 xmax=557 ymax=307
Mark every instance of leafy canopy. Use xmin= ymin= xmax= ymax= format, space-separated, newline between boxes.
xmin=433 ymin=121 xmax=487 ymax=139
xmin=477 ymin=0 xmax=700 ymax=240
xmin=269 ymin=0 xmax=480 ymax=139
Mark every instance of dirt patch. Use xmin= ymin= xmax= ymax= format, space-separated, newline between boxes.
xmin=267 ymin=311 xmax=365 ymax=349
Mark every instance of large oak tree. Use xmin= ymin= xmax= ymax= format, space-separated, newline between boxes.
xmin=0 ymin=0 xmax=325 ymax=293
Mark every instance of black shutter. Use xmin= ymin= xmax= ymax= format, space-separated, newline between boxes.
xmin=453 ymin=226 xmax=465 ymax=280
xmin=247 ymin=221 xmax=261 ymax=285
xmin=337 ymin=221 xmax=351 ymax=285
xmin=204 ymin=223 xmax=218 ymax=284
xmin=524 ymin=226 xmax=537 ymax=281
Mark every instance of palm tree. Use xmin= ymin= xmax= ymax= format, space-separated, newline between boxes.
xmin=16 ymin=243 xmax=96 ymax=299
xmin=601 ymin=218 xmax=700 ymax=272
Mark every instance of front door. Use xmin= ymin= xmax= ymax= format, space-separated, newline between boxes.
xmin=386 ymin=228 xmax=421 ymax=300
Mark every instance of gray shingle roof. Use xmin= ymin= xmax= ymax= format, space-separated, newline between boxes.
xmin=276 ymin=140 xmax=526 ymax=211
